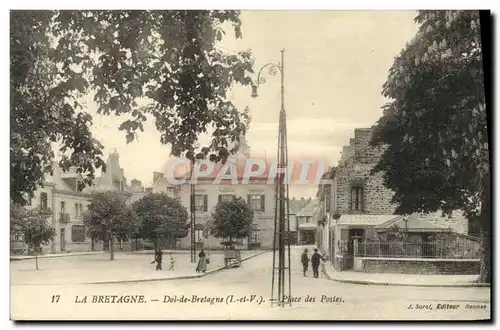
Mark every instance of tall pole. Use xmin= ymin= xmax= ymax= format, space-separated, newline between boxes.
xmin=190 ymin=158 xmax=196 ymax=263
xmin=274 ymin=49 xmax=291 ymax=307
xmin=251 ymin=49 xmax=291 ymax=307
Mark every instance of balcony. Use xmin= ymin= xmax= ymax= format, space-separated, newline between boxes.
xmin=59 ymin=213 xmax=70 ymax=224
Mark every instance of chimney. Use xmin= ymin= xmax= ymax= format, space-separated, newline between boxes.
xmin=153 ymin=171 xmax=164 ymax=184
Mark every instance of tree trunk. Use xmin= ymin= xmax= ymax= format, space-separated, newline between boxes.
xmin=109 ymin=233 xmax=115 ymax=261
xmin=478 ymin=206 xmax=491 ymax=283
xmin=477 ymin=173 xmax=491 ymax=283
xmin=35 ymin=251 xmax=39 ymax=271
xmin=154 ymin=235 xmax=159 ymax=251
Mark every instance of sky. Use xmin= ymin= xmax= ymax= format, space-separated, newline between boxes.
xmin=85 ymin=11 xmax=420 ymax=198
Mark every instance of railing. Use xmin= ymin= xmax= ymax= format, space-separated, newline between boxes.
xmin=354 ymin=241 xmax=480 ymax=259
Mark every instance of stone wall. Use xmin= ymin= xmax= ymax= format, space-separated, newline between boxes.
xmin=335 ymin=128 xmax=396 ymax=215
xmin=360 ymin=257 xmax=480 ymax=275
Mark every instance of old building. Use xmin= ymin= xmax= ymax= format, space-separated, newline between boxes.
xmin=335 ymin=128 xmax=395 ymax=215
xmin=12 ymin=151 xmax=131 ymax=255
xmin=316 ymin=127 xmax=471 ymax=271
xmin=295 ymin=199 xmax=320 ymax=245
xmin=152 ymin=136 xmax=277 ymax=250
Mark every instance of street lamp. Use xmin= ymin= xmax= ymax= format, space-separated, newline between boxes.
xmin=251 ymin=49 xmax=291 ymax=307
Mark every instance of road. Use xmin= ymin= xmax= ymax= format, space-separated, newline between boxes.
xmin=11 ymin=248 xmax=491 ymax=320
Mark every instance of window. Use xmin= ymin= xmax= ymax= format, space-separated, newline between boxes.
xmin=195 ymin=229 xmax=204 ymax=243
xmin=351 ymin=186 xmax=364 ymax=212
xmin=349 ymin=229 xmax=364 ymax=241
xmin=218 ymin=195 xmax=235 ymax=203
xmin=248 ymin=195 xmax=265 ymax=212
xmin=75 ymin=203 xmax=79 ymax=217
xmin=324 ymin=186 xmax=331 ymax=212
xmin=194 ymin=195 xmax=208 ymax=212
xmin=40 ymin=192 xmax=48 ymax=210
xmin=60 ymin=201 xmax=66 ymax=213
xmin=219 ymin=236 xmax=243 ymax=245
xmin=71 ymin=225 xmax=86 ymax=242
xmin=249 ymin=229 xmax=261 ymax=244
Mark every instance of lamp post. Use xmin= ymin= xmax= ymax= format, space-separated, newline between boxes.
xmin=251 ymin=49 xmax=291 ymax=307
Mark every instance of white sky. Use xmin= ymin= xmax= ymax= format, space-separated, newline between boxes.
xmin=82 ymin=11 xmax=420 ymax=198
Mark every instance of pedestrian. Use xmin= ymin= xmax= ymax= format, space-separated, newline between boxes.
xmin=196 ymin=249 xmax=207 ymax=273
xmin=151 ymin=248 xmax=163 ymax=271
xmin=301 ymin=248 xmax=309 ymax=277
xmin=168 ymin=255 xmax=175 ymax=271
xmin=311 ymin=248 xmax=326 ymax=278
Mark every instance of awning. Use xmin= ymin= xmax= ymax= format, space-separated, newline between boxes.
xmin=336 ymin=214 xmax=401 ymax=226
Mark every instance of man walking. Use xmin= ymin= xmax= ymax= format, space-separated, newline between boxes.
xmin=301 ymin=248 xmax=309 ymax=277
xmin=311 ymin=248 xmax=325 ymax=278
xmin=151 ymin=248 xmax=163 ymax=271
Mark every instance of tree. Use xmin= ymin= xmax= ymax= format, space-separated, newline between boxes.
xmin=10 ymin=201 xmax=55 ymax=270
xmin=133 ymin=193 xmax=188 ymax=249
xmin=83 ymin=192 xmax=137 ymax=260
xmin=11 ymin=10 xmax=254 ymax=206
xmin=210 ymin=197 xmax=253 ymax=245
xmin=371 ymin=10 xmax=490 ymax=282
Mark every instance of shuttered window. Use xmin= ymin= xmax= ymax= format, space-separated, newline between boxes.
xmin=71 ymin=225 xmax=86 ymax=242
xmin=195 ymin=195 xmax=208 ymax=211
xmin=247 ymin=195 xmax=265 ymax=212
xmin=219 ymin=195 xmax=235 ymax=203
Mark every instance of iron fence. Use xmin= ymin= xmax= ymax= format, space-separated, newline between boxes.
xmin=354 ymin=241 xmax=480 ymax=259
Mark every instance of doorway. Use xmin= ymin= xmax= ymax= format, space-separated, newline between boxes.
xmin=301 ymin=230 xmax=316 ymax=244
xmin=60 ymin=228 xmax=66 ymax=252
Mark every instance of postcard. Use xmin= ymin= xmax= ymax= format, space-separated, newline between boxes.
xmin=10 ymin=9 xmax=491 ymax=321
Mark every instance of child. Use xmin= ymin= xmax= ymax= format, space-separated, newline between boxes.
xmin=169 ymin=255 xmax=175 ymax=271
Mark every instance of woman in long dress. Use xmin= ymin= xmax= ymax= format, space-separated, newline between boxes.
xmin=196 ymin=249 xmax=207 ymax=273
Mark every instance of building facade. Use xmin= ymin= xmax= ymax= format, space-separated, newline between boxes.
xmin=316 ymin=127 xmax=470 ymax=271
xmin=12 ymin=151 xmax=131 ymax=255
xmin=295 ymin=200 xmax=320 ymax=245
xmin=152 ymin=152 xmax=276 ymax=250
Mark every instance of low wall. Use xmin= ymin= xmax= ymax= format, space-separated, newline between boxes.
xmin=356 ymin=257 xmax=480 ymax=275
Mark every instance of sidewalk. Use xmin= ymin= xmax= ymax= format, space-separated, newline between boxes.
xmin=322 ymin=261 xmax=489 ymax=288
xmin=11 ymin=250 xmax=267 ymax=285
xmin=10 ymin=251 xmax=107 ymax=261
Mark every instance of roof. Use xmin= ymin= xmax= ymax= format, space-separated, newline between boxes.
xmin=376 ymin=214 xmax=451 ymax=232
xmin=288 ymin=199 xmax=305 ymax=214
xmin=336 ymin=214 xmax=401 ymax=226
xmin=154 ymin=155 xmax=275 ymax=188
xmin=296 ymin=200 xmax=319 ymax=217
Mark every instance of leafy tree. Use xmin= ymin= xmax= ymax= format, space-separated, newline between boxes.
xmin=371 ymin=10 xmax=490 ymax=282
xmin=210 ymin=197 xmax=253 ymax=245
xmin=10 ymin=11 xmax=105 ymax=206
xmin=11 ymin=10 xmax=254 ymax=206
xmin=133 ymin=193 xmax=188 ymax=249
xmin=10 ymin=202 xmax=55 ymax=270
xmin=83 ymin=192 xmax=137 ymax=260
